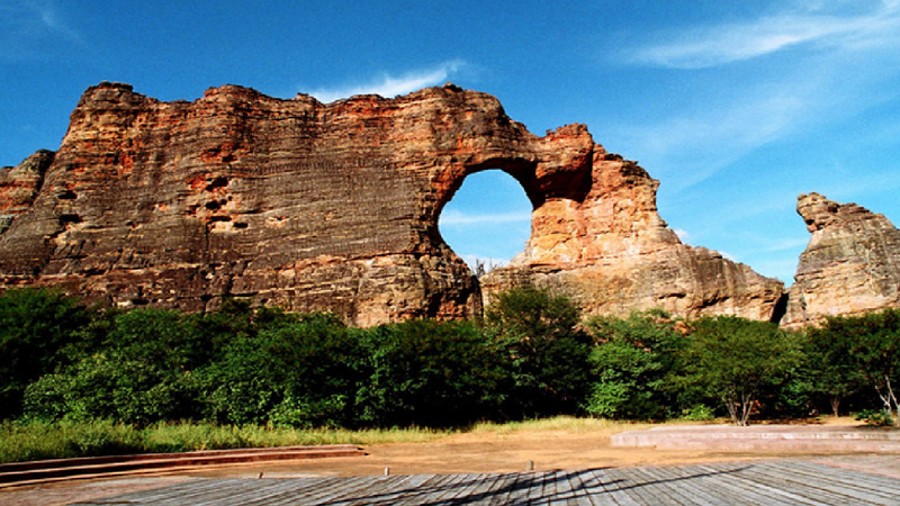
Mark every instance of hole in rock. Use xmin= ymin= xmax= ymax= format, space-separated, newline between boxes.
xmin=59 ymin=213 xmax=82 ymax=225
xmin=438 ymin=170 xmax=533 ymax=276
xmin=205 ymin=177 xmax=229 ymax=191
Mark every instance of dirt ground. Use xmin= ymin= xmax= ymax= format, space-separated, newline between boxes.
xmin=180 ymin=416 xmax=870 ymax=477
xmin=0 ymin=417 xmax=884 ymax=506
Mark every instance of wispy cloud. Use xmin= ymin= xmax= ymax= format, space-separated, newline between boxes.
xmin=611 ymin=1 xmax=900 ymax=193
xmin=0 ymin=0 xmax=80 ymax=61
xmin=632 ymin=1 xmax=900 ymax=69
xmin=616 ymin=90 xmax=809 ymax=191
xmin=439 ymin=209 xmax=531 ymax=227
xmin=307 ymin=60 xmax=465 ymax=103
xmin=760 ymin=237 xmax=810 ymax=253
xmin=815 ymin=170 xmax=900 ymax=202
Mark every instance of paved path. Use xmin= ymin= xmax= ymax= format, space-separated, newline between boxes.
xmin=612 ymin=424 xmax=900 ymax=452
xmin=68 ymin=457 xmax=900 ymax=505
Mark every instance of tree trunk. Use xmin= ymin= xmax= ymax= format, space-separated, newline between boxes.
xmin=739 ymin=392 xmax=753 ymax=426
xmin=725 ymin=397 xmax=741 ymax=426
xmin=886 ymin=374 xmax=899 ymax=428
xmin=830 ymin=397 xmax=841 ymax=418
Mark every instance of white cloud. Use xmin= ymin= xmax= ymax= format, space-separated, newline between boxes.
xmin=613 ymin=88 xmax=810 ymax=191
xmin=631 ymin=2 xmax=900 ymax=69
xmin=761 ymin=237 xmax=810 ymax=253
xmin=0 ymin=0 xmax=80 ymax=61
xmin=673 ymin=228 xmax=690 ymax=242
xmin=816 ymin=170 xmax=900 ymax=202
xmin=439 ymin=209 xmax=531 ymax=227
xmin=610 ymin=1 xmax=900 ymax=194
xmin=307 ymin=60 xmax=465 ymax=103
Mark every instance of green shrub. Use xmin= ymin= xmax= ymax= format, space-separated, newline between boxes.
xmin=680 ymin=404 xmax=716 ymax=421
xmin=854 ymin=409 xmax=895 ymax=427
xmin=485 ymin=287 xmax=591 ymax=418
xmin=676 ymin=316 xmax=803 ymax=426
xmin=0 ymin=288 xmax=94 ymax=419
xmin=0 ymin=419 xmax=143 ymax=462
xmin=357 ymin=319 xmax=504 ymax=427
xmin=584 ymin=311 xmax=684 ymax=420
xmin=199 ymin=313 xmax=365 ymax=428
xmin=814 ymin=309 xmax=900 ymax=427
xmin=22 ymin=308 xmax=207 ymax=425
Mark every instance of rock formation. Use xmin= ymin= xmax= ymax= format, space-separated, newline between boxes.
xmin=0 ymin=82 xmax=785 ymax=324
xmin=783 ymin=192 xmax=900 ymax=327
xmin=0 ymin=150 xmax=54 ymax=234
xmin=480 ymin=153 xmax=784 ymax=321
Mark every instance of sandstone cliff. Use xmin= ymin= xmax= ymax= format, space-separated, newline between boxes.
xmin=480 ymin=152 xmax=785 ymax=321
xmin=0 ymin=150 xmax=54 ymax=234
xmin=783 ymin=192 xmax=900 ymax=327
xmin=0 ymin=82 xmax=784 ymax=324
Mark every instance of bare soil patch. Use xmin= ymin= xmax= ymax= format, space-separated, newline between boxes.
xmin=181 ymin=417 xmax=877 ymax=478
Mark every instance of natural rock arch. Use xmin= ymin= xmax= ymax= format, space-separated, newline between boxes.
xmin=0 ymin=82 xmax=783 ymax=325
xmin=436 ymin=168 xmax=536 ymax=273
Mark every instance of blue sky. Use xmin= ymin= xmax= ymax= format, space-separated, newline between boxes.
xmin=2 ymin=1 xmax=899 ymax=284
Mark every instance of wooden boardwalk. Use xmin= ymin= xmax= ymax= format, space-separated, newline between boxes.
xmin=71 ymin=457 xmax=900 ymax=505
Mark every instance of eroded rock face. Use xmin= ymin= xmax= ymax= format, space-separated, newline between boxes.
xmin=481 ymin=152 xmax=785 ymax=321
xmin=783 ymin=192 xmax=900 ymax=327
xmin=0 ymin=82 xmax=784 ymax=324
xmin=0 ymin=150 xmax=55 ymax=234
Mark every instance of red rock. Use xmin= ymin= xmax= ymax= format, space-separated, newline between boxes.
xmin=783 ymin=192 xmax=900 ymax=327
xmin=0 ymin=82 xmax=784 ymax=324
xmin=481 ymin=151 xmax=785 ymax=321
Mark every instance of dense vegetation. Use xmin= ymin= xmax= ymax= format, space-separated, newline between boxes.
xmin=1 ymin=287 xmax=898 ymax=451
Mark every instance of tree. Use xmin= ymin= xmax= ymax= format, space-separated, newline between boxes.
xmin=484 ymin=286 xmax=591 ymax=418
xmin=803 ymin=323 xmax=867 ymax=417
xmin=816 ymin=309 xmax=900 ymax=426
xmin=200 ymin=313 xmax=365 ymax=428
xmin=24 ymin=308 xmax=206 ymax=425
xmin=356 ymin=319 xmax=504 ymax=427
xmin=0 ymin=288 xmax=93 ymax=419
xmin=584 ymin=310 xmax=684 ymax=419
xmin=678 ymin=316 xmax=802 ymax=426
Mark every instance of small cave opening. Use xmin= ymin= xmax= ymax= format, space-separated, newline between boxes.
xmin=437 ymin=170 xmax=533 ymax=277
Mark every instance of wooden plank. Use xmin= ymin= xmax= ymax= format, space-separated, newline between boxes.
xmin=644 ymin=464 xmax=746 ymax=506
xmin=70 ymin=458 xmax=900 ymax=506
xmin=263 ymin=476 xmax=345 ymax=505
xmin=586 ymin=468 xmax=642 ymax=506
xmin=607 ymin=467 xmax=684 ymax=506
xmin=734 ymin=462 xmax=899 ymax=506
xmin=502 ymin=471 xmax=535 ymax=505
xmin=688 ymin=463 xmax=828 ymax=506
xmin=550 ymin=470 xmax=580 ymax=504
xmin=565 ymin=468 xmax=610 ymax=506
xmin=625 ymin=465 xmax=714 ymax=506
xmin=438 ymin=473 xmax=498 ymax=504
xmin=485 ymin=472 xmax=524 ymax=506
xmin=784 ymin=460 xmax=900 ymax=496
xmin=343 ymin=475 xmax=435 ymax=506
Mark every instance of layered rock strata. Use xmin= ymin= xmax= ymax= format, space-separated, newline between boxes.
xmin=0 ymin=82 xmax=784 ymax=324
xmin=480 ymin=153 xmax=784 ymax=321
xmin=783 ymin=193 xmax=900 ymax=327
xmin=0 ymin=150 xmax=55 ymax=234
